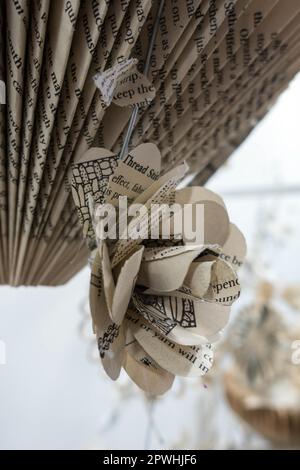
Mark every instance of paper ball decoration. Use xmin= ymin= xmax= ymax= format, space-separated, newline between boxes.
xmin=228 ymin=302 xmax=288 ymax=388
xmin=224 ymin=369 xmax=300 ymax=445
xmin=71 ymin=142 xmax=247 ymax=394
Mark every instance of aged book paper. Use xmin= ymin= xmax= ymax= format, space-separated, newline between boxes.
xmin=70 ymin=140 xmax=247 ymax=393
xmin=1 ymin=0 xmax=300 ymax=285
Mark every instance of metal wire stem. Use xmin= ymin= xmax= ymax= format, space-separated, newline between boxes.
xmin=119 ymin=0 xmax=165 ymax=161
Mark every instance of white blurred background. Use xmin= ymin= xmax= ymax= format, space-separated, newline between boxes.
xmin=1 ymin=73 xmax=300 ymax=450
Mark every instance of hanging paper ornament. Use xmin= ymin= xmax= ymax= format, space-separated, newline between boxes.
xmin=224 ymin=368 xmax=300 ymax=445
xmin=227 ymin=301 xmax=288 ymax=388
xmin=71 ymin=142 xmax=246 ymax=394
xmin=282 ymin=285 xmax=300 ymax=312
xmin=224 ymin=282 xmax=300 ymax=445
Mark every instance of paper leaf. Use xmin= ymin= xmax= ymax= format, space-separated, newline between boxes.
xmin=134 ymin=162 xmax=189 ymax=206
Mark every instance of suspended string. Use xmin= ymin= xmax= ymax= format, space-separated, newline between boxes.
xmin=78 ymin=3 xmax=168 ymax=447
xmin=117 ymin=2 xmax=168 ymax=416
xmin=85 ymin=2 xmax=165 ymax=252
xmin=119 ymin=0 xmax=165 ymax=161
xmin=144 ymin=397 xmax=166 ymax=449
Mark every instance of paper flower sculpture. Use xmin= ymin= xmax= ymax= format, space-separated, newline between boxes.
xmin=71 ymin=143 xmax=246 ymax=395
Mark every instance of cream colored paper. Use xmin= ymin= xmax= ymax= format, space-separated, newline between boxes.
xmin=102 ymin=242 xmax=144 ymax=325
xmin=124 ymin=335 xmax=175 ymax=395
xmin=184 ymin=258 xmax=241 ymax=305
xmin=2 ymin=0 xmax=299 ymax=296
xmin=111 ymin=162 xmax=188 ymax=268
xmin=126 ymin=310 xmax=214 ymax=377
xmin=0 ymin=81 xmax=5 ymax=105
xmin=6 ymin=0 xmax=29 ymax=273
xmin=31 ymin=0 xmax=130 ymax=244
xmin=90 ymin=248 xmax=125 ymax=380
xmin=105 ymin=142 xmax=161 ymax=205
xmin=94 ymin=58 xmax=156 ymax=107
xmin=138 ymin=247 xmax=203 ymax=292
xmin=13 ymin=0 xmax=81 ymax=285
xmin=71 ymin=148 xmax=118 ymax=237
xmin=94 ymin=58 xmax=138 ymax=105
xmin=132 ymin=290 xmax=230 ymax=345
xmin=221 ymin=223 xmax=247 ymax=269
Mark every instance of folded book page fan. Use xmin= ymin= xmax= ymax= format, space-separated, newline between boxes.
xmin=0 ymin=0 xmax=299 ymax=285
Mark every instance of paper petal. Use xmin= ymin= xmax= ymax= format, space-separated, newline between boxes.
xmin=124 ymin=341 xmax=174 ymax=395
xmin=111 ymin=162 xmax=188 ymax=268
xmin=201 ymin=200 xmax=230 ymax=246
xmin=142 ymin=244 xmax=212 ymax=261
xmin=133 ymin=162 xmax=189 ymax=205
xmin=102 ymin=242 xmax=144 ymax=324
xmin=176 ymin=187 xmax=226 ymax=208
xmin=190 ymin=300 xmax=231 ymax=337
xmin=90 ymin=249 xmax=125 ymax=380
xmin=126 ymin=310 xmax=213 ymax=377
xmin=105 ymin=143 xmax=161 ymax=205
xmin=221 ymin=223 xmax=247 ymax=269
xmin=183 ymin=260 xmax=213 ymax=298
xmin=132 ymin=291 xmax=229 ymax=345
xmin=138 ymin=248 xmax=203 ymax=292
xmin=71 ymin=148 xmax=117 ymax=238
xmin=175 ymin=188 xmax=230 ymax=246
xmin=184 ymin=258 xmax=241 ymax=305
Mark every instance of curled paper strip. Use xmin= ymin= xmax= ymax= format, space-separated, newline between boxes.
xmin=72 ymin=143 xmax=246 ymax=395
xmin=0 ymin=80 xmax=5 ymax=104
xmin=93 ymin=58 xmax=156 ymax=108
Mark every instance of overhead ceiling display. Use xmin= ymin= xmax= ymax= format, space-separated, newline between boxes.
xmin=0 ymin=0 xmax=299 ymax=285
